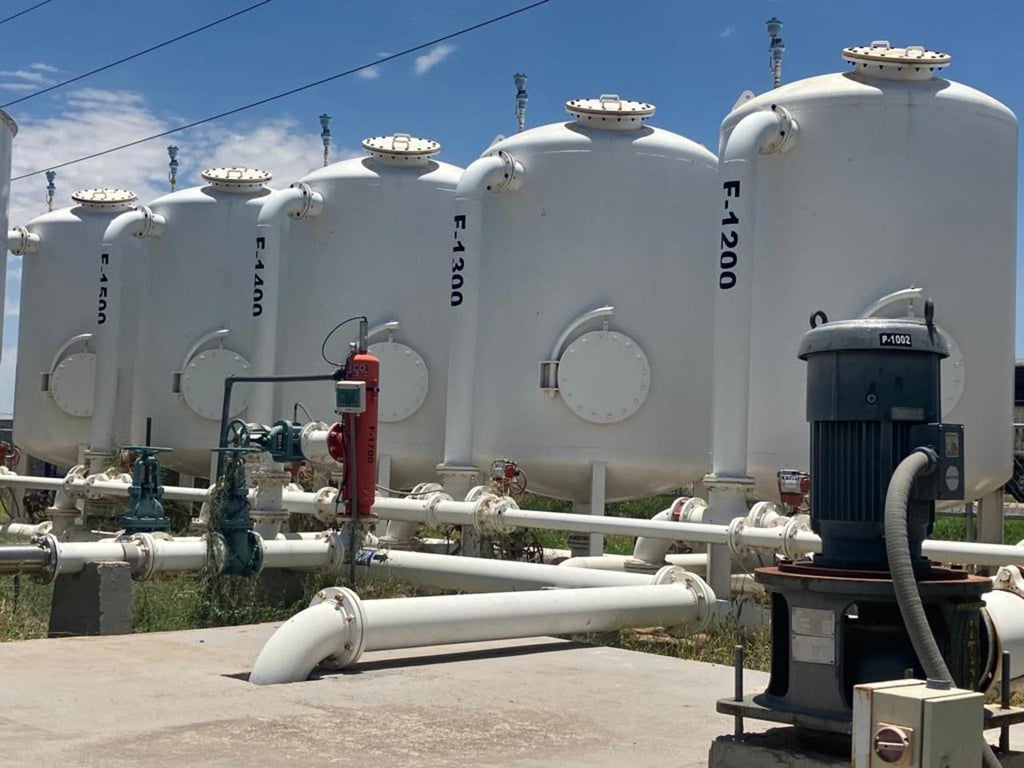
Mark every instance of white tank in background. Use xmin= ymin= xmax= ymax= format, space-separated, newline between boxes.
xmin=716 ymin=42 xmax=1018 ymax=502
xmin=267 ymin=136 xmax=462 ymax=490
xmin=441 ymin=96 xmax=718 ymax=505
xmin=10 ymin=189 xmax=139 ymax=467
xmin=129 ymin=168 xmax=273 ymax=476
xmin=0 ymin=110 xmax=14 ymax=357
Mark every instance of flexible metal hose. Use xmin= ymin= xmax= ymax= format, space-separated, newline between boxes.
xmin=884 ymin=448 xmax=1000 ymax=767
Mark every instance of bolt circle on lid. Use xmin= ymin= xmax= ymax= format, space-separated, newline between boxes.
xmin=362 ymin=134 xmax=441 ymax=164
xmin=200 ymin=166 xmax=272 ymax=191
xmin=566 ymin=95 xmax=655 ymax=129
xmin=842 ymin=41 xmax=951 ymax=79
xmin=71 ymin=187 xmax=138 ymax=211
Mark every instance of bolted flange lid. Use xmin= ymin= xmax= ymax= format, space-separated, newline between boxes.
xmin=798 ymin=318 xmax=949 ymax=360
xmin=566 ymin=94 xmax=655 ymax=130
xmin=362 ymin=134 xmax=440 ymax=165
xmin=71 ymin=188 xmax=138 ymax=211
xmin=200 ymin=167 xmax=272 ymax=192
xmin=842 ymin=41 xmax=951 ymax=80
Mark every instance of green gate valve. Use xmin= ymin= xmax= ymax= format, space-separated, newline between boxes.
xmin=119 ymin=419 xmax=174 ymax=536
xmin=209 ymin=446 xmax=264 ymax=576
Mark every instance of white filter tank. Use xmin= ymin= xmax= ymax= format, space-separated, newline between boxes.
xmin=272 ymin=135 xmax=462 ymax=490
xmin=11 ymin=189 xmax=139 ymax=467
xmin=442 ymin=96 xmax=718 ymax=502
xmin=717 ymin=42 xmax=1018 ymax=501
xmin=0 ymin=110 xmax=14 ymax=357
xmin=130 ymin=168 xmax=273 ymax=475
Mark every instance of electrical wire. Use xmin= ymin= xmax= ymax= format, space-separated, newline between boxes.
xmin=321 ymin=315 xmax=366 ymax=367
xmin=292 ymin=401 xmax=313 ymax=423
xmin=11 ymin=0 xmax=552 ymax=181
xmin=0 ymin=0 xmax=53 ymax=27
xmin=2 ymin=0 xmax=274 ymax=108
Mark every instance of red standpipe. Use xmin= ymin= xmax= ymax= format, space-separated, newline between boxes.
xmin=345 ymin=351 xmax=380 ymax=516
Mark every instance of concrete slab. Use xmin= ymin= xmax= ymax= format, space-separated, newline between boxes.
xmin=0 ymin=624 xmax=769 ymax=768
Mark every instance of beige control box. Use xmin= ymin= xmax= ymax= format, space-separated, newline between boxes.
xmin=852 ymin=679 xmax=983 ymax=767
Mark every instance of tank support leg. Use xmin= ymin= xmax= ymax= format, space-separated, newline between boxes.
xmin=588 ymin=461 xmax=607 ymax=557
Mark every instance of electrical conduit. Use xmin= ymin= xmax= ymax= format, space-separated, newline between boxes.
xmin=250 ymin=576 xmax=715 ymax=685
xmin=884 ymin=448 xmax=1002 ymax=768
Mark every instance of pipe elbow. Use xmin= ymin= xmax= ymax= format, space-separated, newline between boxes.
xmin=456 ymin=151 xmax=523 ymax=201
xmin=250 ymin=588 xmax=364 ymax=685
xmin=257 ymin=183 xmax=324 ymax=226
xmin=7 ymin=226 xmax=39 ymax=255
xmin=723 ymin=105 xmax=798 ymax=162
xmin=102 ymin=206 xmax=165 ymax=246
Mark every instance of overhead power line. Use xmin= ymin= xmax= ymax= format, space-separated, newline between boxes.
xmin=0 ymin=0 xmax=53 ymax=27
xmin=3 ymin=0 xmax=274 ymax=108
xmin=12 ymin=0 xmax=551 ymax=182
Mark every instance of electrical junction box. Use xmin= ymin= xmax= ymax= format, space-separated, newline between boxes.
xmin=335 ymin=380 xmax=366 ymax=414
xmin=852 ymin=679 xmax=983 ymax=767
xmin=908 ymin=423 xmax=965 ymax=502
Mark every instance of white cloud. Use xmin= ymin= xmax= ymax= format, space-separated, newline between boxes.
xmin=414 ymin=44 xmax=455 ymax=75
xmin=29 ymin=63 xmax=59 ymax=73
xmin=358 ymin=66 xmax=381 ymax=80
xmin=719 ymin=26 xmax=735 ymax=38
xmin=0 ymin=83 xmax=38 ymax=92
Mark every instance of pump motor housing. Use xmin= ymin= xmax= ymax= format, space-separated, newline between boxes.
xmin=797 ymin=317 xmax=963 ymax=571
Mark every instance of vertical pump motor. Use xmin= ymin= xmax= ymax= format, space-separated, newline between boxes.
xmin=798 ymin=309 xmax=964 ymax=571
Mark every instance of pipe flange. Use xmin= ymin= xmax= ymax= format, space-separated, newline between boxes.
xmin=675 ymin=496 xmax=707 ymax=524
xmin=311 ymin=586 xmax=367 ymax=670
xmin=763 ymin=105 xmax=799 ymax=154
xmin=287 ymin=182 xmax=316 ymax=220
xmin=701 ymin=474 xmax=756 ymax=494
xmin=747 ymin=501 xmax=784 ymax=529
xmin=133 ymin=206 xmax=158 ymax=239
xmin=129 ymin=532 xmax=158 ymax=581
xmin=993 ymin=565 xmax=1024 ymax=599
xmin=651 ymin=565 xmax=690 ymax=585
xmin=726 ymin=517 xmax=747 ymax=556
xmin=472 ymin=493 xmax=505 ymax=535
xmin=324 ymin=530 xmax=347 ymax=574
xmin=781 ymin=515 xmax=811 ymax=560
xmin=486 ymin=150 xmax=522 ymax=194
xmin=464 ymin=484 xmax=490 ymax=503
xmin=422 ymin=490 xmax=453 ymax=529
xmin=654 ymin=566 xmax=716 ymax=634
xmin=29 ymin=533 xmax=59 ymax=584
xmin=410 ymin=482 xmax=445 ymax=497
xmin=313 ymin=486 xmax=343 ymax=523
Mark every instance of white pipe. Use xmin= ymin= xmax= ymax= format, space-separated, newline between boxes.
xmin=6 ymin=226 xmax=39 ymax=255
xmin=981 ymin=588 xmax=1024 ymax=697
xmin=706 ymin=106 xmax=797 ymax=598
xmin=250 ymin=577 xmax=715 ymax=685
xmin=0 ymin=520 xmax=53 ymax=537
xmin=710 ymin=107 xmax=795 ymax=479
xmin=559 ymin=553 xmax=709 ymax=572
xmin=631 ymin=497 xmax=707 ymax=565
xmin=14 ymin=470 xmax=1024 ymax=569
xmin=355 ymin=547 xmax=678 ymax=592
xmin=439 ymin=151 xmax=523 ymax=490
xmin=91 ymin=207 xmax=165 ymax=465
xmin=250 ymin=183 xmax=324 ymax=424
xmin=546 ymin=305 xmax=615 ymax=389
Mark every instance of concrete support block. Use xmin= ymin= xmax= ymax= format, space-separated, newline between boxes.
xmin=48 ymin=561 xmax=133 ymax=637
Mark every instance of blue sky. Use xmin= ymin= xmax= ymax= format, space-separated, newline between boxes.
xmin=0 ymin=0 xmax=1021 ymax=412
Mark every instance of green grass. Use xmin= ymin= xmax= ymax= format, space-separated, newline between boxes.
xmin=930 ymin=515 xmax=1024 ymax=544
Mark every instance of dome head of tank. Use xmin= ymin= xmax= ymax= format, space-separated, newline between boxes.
xmin=565 ymin=95 xmax=655 ymax=130
xmin=71 ymin=188 xmax=138 ymax=212
xmin=200 ymin=166 xmax=272 ymax=193
xmin=842 ymin=41 xmax=951 ymax=81
xmin=362 ymin=134 xmax=441 ymax=166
